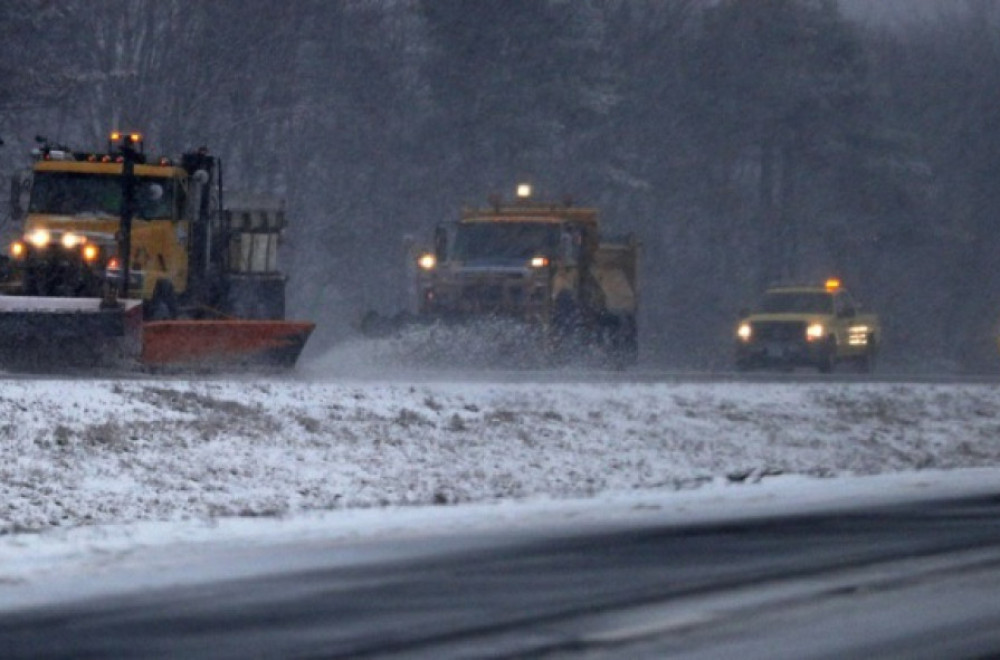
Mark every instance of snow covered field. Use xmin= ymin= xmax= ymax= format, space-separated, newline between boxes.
xmin=2 ymin=365 xmax=1000 ymax=602
xmin=2 ymin=372 xmax=1000 ymax=535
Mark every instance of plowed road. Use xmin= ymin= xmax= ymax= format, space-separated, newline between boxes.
xmin=3 ymin=495 xmax=1000 ymax=659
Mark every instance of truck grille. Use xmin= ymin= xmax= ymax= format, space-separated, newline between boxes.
xmin=751 ymin=321 xmax=806 ymax=342
xmin=460 ymin=280 xmax=528 ymax=312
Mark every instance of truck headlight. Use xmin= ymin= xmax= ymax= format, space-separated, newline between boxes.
xmin=61 ymin=232 xmax=84 ymax=248
xmin=26 ymin=228 xmax=50 ymax=248
xmin=806 ymin=323 xmax=826 ymax=341
xmin=737 ymin=322 xmax=752 ymax=341
xmin=529 ymin=256 xmax=549 ymax=268
xmin=82 ymin=244 xmax=100 ymax=263
xmin=417 ymin=253 xmax=436 ymax=270
xmin=9 ymin=241 xmax=25 ymax=259
xmin=848 ymin=325 xmax=870 ymax=346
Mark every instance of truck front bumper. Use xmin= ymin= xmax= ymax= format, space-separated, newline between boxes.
xmin=736 ymin=339 xmax=833 ymax=370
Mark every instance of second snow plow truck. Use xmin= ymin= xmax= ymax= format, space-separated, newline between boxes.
xmin=0 ymin=132 xmax=313 ymax=369
xmin=365 ymin=184 xmax=639 ymax=367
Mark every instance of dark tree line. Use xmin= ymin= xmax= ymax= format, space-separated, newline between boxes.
xmin=0 ymin=0 xmax=996 ymax=371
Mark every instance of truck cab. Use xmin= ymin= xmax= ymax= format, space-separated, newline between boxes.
xmin=735 ymin=279 xmax=879 ymax=373
xmin=5 ymin=135 xmax=192 ymax=305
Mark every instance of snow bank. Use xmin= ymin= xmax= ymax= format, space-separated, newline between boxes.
xmin=2 ymin=377 xmax=1000 ymax=534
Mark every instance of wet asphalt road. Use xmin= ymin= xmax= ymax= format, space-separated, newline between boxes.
xmin=3 ymin=494 xmax=1000 ymax=659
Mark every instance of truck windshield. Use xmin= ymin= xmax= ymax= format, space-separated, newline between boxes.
xmin=760 ymin=292 xmax=834 ymax=314
xmin=451 ymin=222 xmax=561 ymax=262
xmin=29 ymin=172 xmax=178 ymax=219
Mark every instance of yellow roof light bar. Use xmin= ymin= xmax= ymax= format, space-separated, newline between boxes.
xmin=825 ymin=278 xmax=841 ymax=292
xmin=109 ymin=131 xmax=144 ymax=153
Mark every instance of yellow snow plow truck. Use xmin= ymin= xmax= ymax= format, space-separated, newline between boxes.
xmin=0 ymin=132 xmax=313 ymax=370
xmin=365 ymin=184 xmax=639 ymax=367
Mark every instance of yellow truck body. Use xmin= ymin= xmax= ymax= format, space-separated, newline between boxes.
xmin=10 ymin=159 xmax=191 ymax=300
xmin=735 ymin=280 xmax=879 ymax=372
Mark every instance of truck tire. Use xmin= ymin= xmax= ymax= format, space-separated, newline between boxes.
xmin=146 ymin=279 xmax=178 ymax=321
xmin=550 ymin=293 xmax=586 ymax=364
xmin=608 ymin=314 xmax=638 ymax=369
xmin=817 ymin=338 xmax=837 ymax=374
xmin=553 ymin=292 xmax=581 ymax=334
xmin=857 ymin=337 xmax=877 ymax=373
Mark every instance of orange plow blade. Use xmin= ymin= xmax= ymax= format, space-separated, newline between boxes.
xmin=141 ymin=320 xmax=315 ymax=369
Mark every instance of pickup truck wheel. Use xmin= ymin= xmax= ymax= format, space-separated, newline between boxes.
xmin=857 ymin=337 xmax=877 ymax=373
xmin=817 ymin=340 xmax=837 ymax=374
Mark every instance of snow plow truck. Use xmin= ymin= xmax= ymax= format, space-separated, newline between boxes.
xmin=363 ymin=184 xmax=639 ymax=367
xmin=0 ymin=132 xmax=313 ymax=370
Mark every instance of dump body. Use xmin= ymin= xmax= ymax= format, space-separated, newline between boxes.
xmin=735 ymin=282 xmax=880 ymax=372
xmin=0 ymin=136 xmax=313 ymax=370
xmin=412 ymin=192 xmax=639 ymax=366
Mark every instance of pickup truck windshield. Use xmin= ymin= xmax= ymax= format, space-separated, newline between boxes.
xmin=451 ymin=222 xmax=561 ymax=262
xmin=760 ymin=292 xmax=834 ymax=315
xmin=29 ymin=171 xmax=178 ymax=219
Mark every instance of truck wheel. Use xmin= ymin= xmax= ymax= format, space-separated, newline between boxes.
xmin=817 ymin=340 xmax=837 ymax=374
xmin=858 ymin=337 xmax=877 ymax=373
xmin=146 ymin=279 xmax=178 ymax=321
xmin=551 ymin=293 xmax=583 ymax=358
xmin=616 ymin=314 xmax=639 ymax=367
xmin=553 ymin=293 xmax=580 ymax=334
xmin=603 ymin=314 xmax=638 ymax=370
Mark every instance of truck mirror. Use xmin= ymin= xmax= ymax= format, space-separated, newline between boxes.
xmin=187 ymin=170 xmax=210 ymax=223
xmin=560 ymin=231 xmax=573 ymax=262
xmin=560 ymin=226 xmax=582 ymax=264
xmin=433 ymin=225 xmax=448 ymax=261
xmin=9 ymin=172 xmax=29 ymax=221
xmin=138 ymin=183 xmax=164 ymax=220
xmin=9 ymin=176 xmax=22 ymax=220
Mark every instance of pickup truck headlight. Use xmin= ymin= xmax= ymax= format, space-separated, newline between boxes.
xmin=806 ymin=323 xmax=826 ymax=341
xmin=737 ymin=322 xmax=752 ymax=341
xmin=848 ymin=325 xmax=870 ymax=346
xmin=417 ymin=253 xmax=436 ymax=270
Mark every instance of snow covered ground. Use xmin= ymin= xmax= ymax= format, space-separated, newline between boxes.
xmin=4 ymin=372 xmax=1000 ymax=534
xmin=2 ymin=357 xmax=1000 ymax=597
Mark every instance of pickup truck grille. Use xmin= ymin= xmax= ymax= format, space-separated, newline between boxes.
xmin=751 ymin=321 xmax=807 ymax=342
